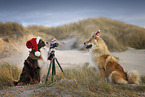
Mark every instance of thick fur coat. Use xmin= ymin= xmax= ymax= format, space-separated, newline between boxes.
xmin=14 ymin=51 xmax=41 ymax=85
xmin=14 ymin=39 xmax=48 ymax=85
xmin=84 ymin=31 xmax=140 ymax=84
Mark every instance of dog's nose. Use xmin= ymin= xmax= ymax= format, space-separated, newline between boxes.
xmin=84 ymin=42 xmax=86 ymax=45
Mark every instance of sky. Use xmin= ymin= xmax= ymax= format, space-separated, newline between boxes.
xmin=0 ymin=0 xmax=145 ymax=28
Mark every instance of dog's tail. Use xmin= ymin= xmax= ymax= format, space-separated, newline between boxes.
xmin=127 ymin=70 xmax=140 ymax=85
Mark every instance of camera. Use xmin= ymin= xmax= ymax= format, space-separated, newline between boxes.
xmin=50 ymin=39 xmax=59 ymax=49
xmin=48 ymin=39 xmax=59 ymax=60
xmin=48 ymin=50 xmax=55 ymax=60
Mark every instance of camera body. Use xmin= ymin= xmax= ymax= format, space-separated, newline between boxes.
xmin=50 ymin=39 xmax=59 ymax=49
xmin=48 ymin=50 xmax=55 ymax=60
xmin=48 ymin=39 xmax=59 ymax=60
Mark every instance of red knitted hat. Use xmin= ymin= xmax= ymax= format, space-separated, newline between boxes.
xmin=26 ymin=37 xmax=41 ymax=56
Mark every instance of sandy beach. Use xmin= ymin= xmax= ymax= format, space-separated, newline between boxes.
xmin=0 ymin=48 xmax=145 ymax=75
xmin=55 ymin=48 xmax=145 ymax=75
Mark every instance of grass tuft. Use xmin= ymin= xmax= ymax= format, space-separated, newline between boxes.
xmin=0 ymin=63 xmax=21 ymax=89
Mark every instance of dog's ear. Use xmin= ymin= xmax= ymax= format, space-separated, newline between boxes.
xmin=95 ymin=30 xmax=100 ymax=37
xmin=91 ymin=32 xmax=95 ymax=36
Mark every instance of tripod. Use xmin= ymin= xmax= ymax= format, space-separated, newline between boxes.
xmin=45 ymin=49 xmax=64 ymax=83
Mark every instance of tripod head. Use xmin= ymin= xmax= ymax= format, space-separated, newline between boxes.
xmin=48 ymin=39 xmax=59 ymax=60
xmin=48 ymin=49 xmax=55 ymax=60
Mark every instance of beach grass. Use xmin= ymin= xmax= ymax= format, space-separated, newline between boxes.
xmin=27 ymin=17 xmax=145 ymax=51
xmin=0 ymin=63 xmax=21 ymax=89
xmin=0 ymin=63 xmax=145 ymax=96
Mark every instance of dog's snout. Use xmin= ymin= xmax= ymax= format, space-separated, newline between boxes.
xmin=84 ymin=42 xmax=86 ymax=45
xmin=45 ymin=41 xmax=48 ymax=45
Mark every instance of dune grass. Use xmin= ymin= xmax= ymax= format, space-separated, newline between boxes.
xmin=141 ymin=76 xmax=145 ymax=83
xmin=27 ymin=17 xmax=145 ymax=51
xmin=0 ymin=22 xmax=25 ymax=36
xmin=0 ymin=63 xmax=21 ymax=89
xmin=1 ymin=17 xmax=145 ymax=52
xmin=0 ymin=63 xmax=145 ymax=96
xmin=44 ymin=63 xmax=145 ymax=96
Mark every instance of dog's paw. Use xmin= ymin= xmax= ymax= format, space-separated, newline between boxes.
xmin=39 ymin=81 xmax=43 ymax=85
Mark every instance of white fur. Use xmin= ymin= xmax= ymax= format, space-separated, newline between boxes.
xmin=89 ymin=46 xmax=100 ymax=76
xmin=36 ymin=36 xmax=41 ymax=44
xmin=38 ymin=47 xmax=49 ymax=80
xmin=117 ymin=79 xmax=128 ymax=84
xmin=35 ymin=51 xmax=40 ymax=57
xmin=109 ymin=71 xmax=113 ymax=83
xmin=28 ymin=48 xmax=32 ymax=52
xmin=127 ymin=70 xmax=140 ymax=85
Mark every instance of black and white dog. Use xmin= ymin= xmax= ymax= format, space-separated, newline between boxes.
xmin=14 ymin=37 xmax=49 ymax=85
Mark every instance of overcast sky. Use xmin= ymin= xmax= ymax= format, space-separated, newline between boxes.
xmin=0 ymin=0 xmax=145 ymax=27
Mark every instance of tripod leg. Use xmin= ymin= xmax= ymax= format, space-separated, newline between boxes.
xmin=52 ymin=58 xmax=56 ymax=82
xmin=52 ymin=58 xmax=56 ymax=75
xmin=56 ymin=58 xmax=64 ymax=73
xmin=45 ymin=59 xmax=53 ymax=82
